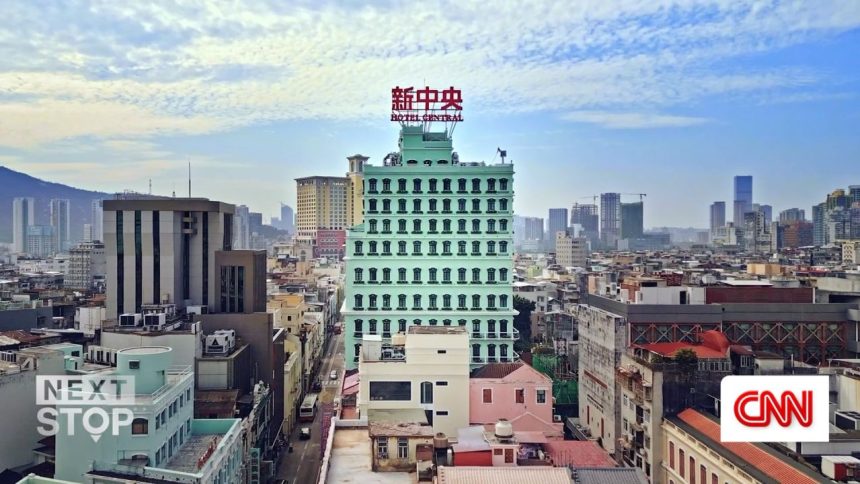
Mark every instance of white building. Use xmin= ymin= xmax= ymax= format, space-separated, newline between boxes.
xmin=233 ymin=205 xmax=251 ymax=250
xmin=49 ymin=199 xmax=72 ymax=253
xmin=12 ymin=197 xmax=35 ymax=254
xmin=65 ymin=241 xmax=106 ymax=290
xmin=26 ymin=225 xmax=56 ymax=258
xmin=555 ymin=232 xmax=588 ymax=268
xmin=513 ymin=281 xmax=555 ymax=313
xmin=357 ymin=326 xmax=470 ymax=437
xmin=91 ymin=199 xmax=104 ymax=242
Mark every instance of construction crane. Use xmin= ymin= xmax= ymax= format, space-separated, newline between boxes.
xmin=577 ymin=195 xmax=599 ymax=205
xmin=623 ymin=193 xmax=647 ymax=202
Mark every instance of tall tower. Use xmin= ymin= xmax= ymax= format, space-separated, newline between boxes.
xmin=12 ymin=197 xmax=35 ymax=253
xmin=343 ymin=125 xmax=516 ymax=370
xmin=280 ymin=204 xmax=295 ymax=235
xmin=710 ymin=201 xmax=726 ymax=242
xmin=733 ymin=175 xmax=753 ymax=226
xmin=91 ymin=199 xmax=105 ymax=242
xmin=600 ymin=193 xmax=621 ymax=249
xmin=50 ymin=198 xmax=71 ymax=253
xmin=547 ymin=208 xmax=568 ymax=250
xmin=620 ymin=201 xmax=644 ymax=240
xmin=295 ymin=176 xmax=348 ymax=246
xmin=346 ymin=154 xmax=368 ymax=228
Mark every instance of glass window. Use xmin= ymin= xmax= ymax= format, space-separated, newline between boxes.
xmin=382 ymin=220 xmax=390 ymax=232
xmin=398 ymin=179 xmax=406 ymax=191
xmin=429 ymin=268 xmax=437 ymax=281
xmin=354 ymin=268 xmax=363 ymax=282
xmin=398 ymin=219 xmax=406 ymax=231
xmin=443 ymin=268 xmax=451 ymax=281
xmin=472 ymin=219 xmax=480 ymax=232
xmin=472 ymin=199 xmax=480 ymax=212
xmin=398 ymin=241 xmax=406 ymax=253
xmin=458 ymin=268 xmax=467 ymax=282
xmin=443 ymin=179 xmax=451 ymax=191
xmin=458 ymin=241 xmax=467 ymax=255
xmin=377 ymin=437 xmax=388 ymax=458
xmin=413 ymin=294 xmax=421 ymax=308
xmin=354 ymin=241 xmax=363 ymax=254
xmin=458 ymin=219 xmax=466 ymax=231
xmin=398 ymin=319 xmax=406 ymax=332
xmin=458 ymin=294 xmax=466 ymax=308
xmin=537 ymin=389 xmax=547 ymax=404
xmin=413 ymin=219 xmax=421 ymax=232
xmin=354 ymin=295 xmax=363 ymax=308
xmin=413 ymin=179 xmax=421 ymax=192
xmin=413 ymin=240 xmax=421 ymax=254
xmin=398 ymin=294 xmax=406 ymax=308
xmin=443 ymin=294 xmax=451 ymax=308
xmin=429 ymin=241 xmax=438 ymax=254
xmin=429 ymin=179 xmax=437 ymax=192
xmin=472 ymin=268 xmax=480 ymax=282
xmin=413 ymin=268 xmax=421 ymax=282
xmin=398 ymin=268 xmax=407 ymax=282
xmin=420 ymin=381 xmax=433 ymax=404
xmin=382 ymin=199 xmax=390 ymax=211
xmin=398 ymin=437 xmax=408 ymax=459
xmin=458 ymin=178 xmax=466 ymax=191
xmin=500 ymin=179 xmax=508 ymax=191
xmin=413 ymin=199 xmax=421 ymax=212
xmin=500 ymin=199 xmax=508 ymax=211
xmin=482 ymin=388 xmax=492 ymax=403
xmin=472 ymin=241 xmax=480 ymax=253
xmin=132 ymin=418 xmax=149 ymax=435
xmin=382 ymin=241 xmax=391 ymax=253
xmin=472 ymin=178 xmax=480 ymax=192
xmin=369 ymin=179 xmax=377 ymax=191
xmin=472 ymin=294 xmax=481 ymax=309
xmin=382 ymin=268 xmax=391 ymax=281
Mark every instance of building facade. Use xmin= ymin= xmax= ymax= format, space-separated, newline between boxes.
xmin=12 ymin=197 xmax=35 ymax=253
xmin=65 ymin=241 xmax=106 ymax=290
xmin=233 ymin=204 xmax=251 ymax=250
xmin=295 ymin=176 xmax=348 ymax=246
xmin=709 ymin=202 xmax=725 ymax=243
xmin=343 ymin=125 xmax=517 ymax=370
xmin=555 ymin=232 xmax=588 ymax=268
xmin=103 ymin=198 xmax=235 ymax=320
xmin=621 ymin=201 xmax=644 ymax=240
xmin=92 ymin=199 xmax=105 ymax=242
xmin=49 ymin=198 xmax=71 ymax=253
xmin=733 ymin=175 xmax=753 ymax=227
xmin=346 ymin=154 xmax=368 ymax=228
xmin=547 ymin=208 xmax=568 ymax=244
xmin=571 ymin=203 xmax=599 ymax=247
xmin=26 ymin=225 xmax=55 ymax=258
xmin=600 ymin=193 xmax=621 ymax=249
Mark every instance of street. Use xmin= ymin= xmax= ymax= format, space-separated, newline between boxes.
xmin=276 ymin=330 xmax=345 ymax=484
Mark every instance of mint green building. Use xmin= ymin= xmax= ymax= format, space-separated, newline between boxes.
xmin=343 ymin=126 xmax=518 ymax=370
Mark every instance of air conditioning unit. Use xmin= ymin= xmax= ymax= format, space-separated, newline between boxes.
xmin=553 ymin=415 xmax=562 ymax=423
xmin=143 ymin=313 xmax=166 ymax=331
xmin=187 ymin=305 xmax=208 ymax=316
xmin=835 ymin=410 xmax=860 ymax=431
xmin=87 ymin=345 xmax=117 ymax=366
xmin=205 ymin=330 xmax=236 ymax=356
xmin=119 ymin=313 xmax=142 ymax=327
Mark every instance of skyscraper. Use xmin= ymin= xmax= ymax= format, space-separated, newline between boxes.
xmin=710 ymin=202 xmax=726 ymax=241
xmin=620 ymin=201 xmax=644 ymax=240
xmin=760 ymin=204 xmax=773 ymax=224
xmin=779 ymin=208 xmax=806 ymax=223
xmin=295 ymin=176 xmax=348 ymax=245
xmin=103 ymin=198 xmax=235 ymax=319
xmin=233 ymin=205 xmax=251 ymax=249
xmin=346 ymin=154 xmax=367 ymax=228
xmin=813 ymin=202 xmax=826 ymax=246
xmin=344 ymin=125 xmax=515 ymax=370
xmin=12 ymin=197 xmax=35 ymax=253
xmin=49 ymin=198 xmax=71 ymax=253
xmin=547 ymin=208 xmax=568 ymax=251
xmin=600 ymin=193 xmax=621 ymax=248
xmin=733 ymin=175 xmax=753 ymax=226
xmin=91 ymin=199 xmax=104 ymax=242
xmin=570 ymin=203 xmax=599 ymax=247
xmin=26 ymin=225 xmax=55 ymax=257
xmin=280 ymin=203 xmax=295 ymax=235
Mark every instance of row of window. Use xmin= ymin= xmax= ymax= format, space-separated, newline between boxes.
xmin=134 ymin=387 xmax=192 ymax=435
xmin=356 ymin=342 xmax=515 ymax=360
xmin=352 ymin=293 xmax=509 ymax=310
xmin=480 ymin=387 xmax=547 ymax=405
xmin=367 ymin=177 xmax=509 ymax=194
xmin=154 ymin=418 xmax=192 ymax=466
xmin=668 ymin=441 xmax=723 ymax=484
xmin=354 ymin=267 xmax=509 ymax=284
xmin=353 ymin=318 xmax=513 ymax=335
xmin=376 ymin=436 xmax=411 ymax=460
xmin=365 ymin=218 xmax=509 ymax=235
xmin=367 ymin=197 xmax=509 ymax=214
xmin=354 ymin=240 xmax=509 ymax=256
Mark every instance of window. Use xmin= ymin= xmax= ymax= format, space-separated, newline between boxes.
xmin=500 ymin=179 xmax=508 ymax=191
xmin=368 ymin=199 xmax=377 ymax=212
xmin=368 ymin=295 xmax=377 ymax=309
xmin=458 ymin=268 xmax=467 ymax=282
xmin=443 ymin=199 xmax=451 ymax=212
xmin=377 ymin=437 xmax=389 ymax=459
xmin=369 ymin=219 xmax=377 ymax=233
xmin=382 ymin=268 xmax=391 ymax=282
xmin=398 ymin=241 xmax=406 ymax=254
xmin=398 ymin=178 xmax=406 ymax=192
xmin=413 ymin=199 xmax=421 ymax=212
xmin=487 ymin=268 xmax=496 ymax=282
xmin=472 ymin=241 xmax=480 ymax=253
xmin=413 ymin=294 xmax=421 ymax=309
xmin=369 ymin=268 xmax=377 ymax=282
xmin=413 ymin=219 xmax=421 ymax=233
xmin=382 ymin=220 xmax=390 ymax=233
xmin=482 ymin=388 xmax=493 ymax=403
xmin=515 ymin=388 xmax=524 ymax=403
xmin=472 ymin=219 xmax=480 ymax=233
xmin=429 ymin=294 xmax=438 ymax=309
xmin=458 ymin=241 xmax=467 ymax=255
xmin=487 ymin=219 xmax=496 ymax=232
xmin=472 ymin=178 xmax=481 ymax=192
xmin=536 ymin=389 xmax=547 ymax=404
xmin=472 ymin=268 xmax=481 ymax=282
xmin=712 ymin=474 xmax=718 ymax=484
xmin=382 ymin=294 xmax=391 ymax=309
xmin=472 ymin=294 xmax=481 ymax=309
xmin=487 ymin=178 xmax=496 ymax=191
xmin=398 ymin=437 xmax=408 ymax=459
xmin=354 ymin=295 xmax=363 ymax=309
xmin=420 ymin=381 xmax=433 ymax=404
xmin=500 ymin=241 xmax=508 ymax=253
xmin=369 ymin=179 xmax=378 ymax=192
xmin=413 ymin=268 xmax=421 ymax=282
xmin=472 ymin=199 xmax=480 ymax=212
xmin=487 ymin=295 xmax=496 ymax=308
xmin=370 ymin=382 xmax=411 ymax=401
xmin=369 ymin=319 xmax=377 ymax=333
xmin=669 ymin=442 xmax=675 ymax=469
xmin=436 ymin=410 xmax=449 ymax=416
xmin=398 ymin=319 xmax=406 ymax=332
xmin=429 ymin=178 xmax=437 ymax=192
xmin=458 ymin=294 xmax=467 ymax=308
xmin=443 ymin=179 xmax=452 ymax=191
xmin=398 ymin=294 xmax=406 ymax=309
xmin=354 ymin=268 xmax=363 ymax=282
xmin=382 ymin=199 xmax=391 ymax=211
xmin=398 ymin=268 xmax=407 ymax=282
xmin=429 ymin=241 xmax=438 ymax=255
xmin=500 ymin=268 xmax=508 ymax=281
xmin=354 ymin=241 xmax=363 ymax=255
xmin=413 ymin=240 xmax=421 ymax=254
xmin=500 ymin=199 xmax=508 ymax=211
xmin=413 ymin=178 xmax=421 ymax=192
xmin=382 ymin=319 xmax=391 ymax=334
xmin=500 ymin=344 xmax=509 ymax=359
xmin=429 ymin=219 xmax=437 ymax=232
xmin=500 ymin=295 xmax=508 ymax=308
xmin=505 ymin=448 xmax=514 ymax=464
xmin=443 ymin=319 xmax=451 ymax=326
xmin=429 ymin=268 xmax=437 ymax=281
xmin=132 ymin=418 xmax=148 ymax=435
xmin=679 ymin=449 xmax=685 ymax=478
xmin=369 ymin=241 xmax=378 ymax=254
xmin=443 ymin=268 xmax=451 ymax=282
xmin=355 ymin=320 xmax=363 ymax=333
xmin=700 ymin=465 xmax=706 ymax=484
xmin=690 ymin=457 xmax=696 ymax=484
xmin=458 ymin=178 xmax=466 ymax=192
xmin=458 ymin=219 xmax=466 ymax=232
xmin=443 ymin=294 xmax=452 ymax=309
xmin=443 ymin=219 xmax=451 ymax=232
xmin=398 ymin=219 xmax=406 ymax=232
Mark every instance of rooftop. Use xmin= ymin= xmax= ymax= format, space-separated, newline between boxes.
xmin=325 ymin=428 xmax=411 ymax=484
xmin=543 ymin=441 xmax=616 ymax=468
xmin=162 ymin=433 xmax=223 ymax=473
xmin=573 ymin=468 xmax=648 ymax=484
xmin=470 ymin=361 xmax=523 ymax=379
xmin=367 ymin=408 xmax=433 ymax=437
xmin=407 ymin=325 xmax=468 ymax=335
xmin=437 ymin=466 xmax=571 ymax=484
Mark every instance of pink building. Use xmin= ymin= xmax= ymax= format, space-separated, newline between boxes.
xmin=469 ymin=362 xmax=563 ymax=438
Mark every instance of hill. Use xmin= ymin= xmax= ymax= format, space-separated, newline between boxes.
xmin=0 ymin=166 xmax=111 ymax=244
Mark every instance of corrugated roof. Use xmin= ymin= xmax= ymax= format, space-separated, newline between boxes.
xmin=470 ymin=361 xmax=524 ymax=379
xmin=675 ymin=409 xmax=821 ymax=484
xmin=632 ymin=342 xmax=725 ymax=359
xmin=437 ymin=466 xmax=571 ymax=484
xmin=543 ymin=441 xmax=615 ymax=468
xmin=574 ymin=467 xmax=648 ymax=484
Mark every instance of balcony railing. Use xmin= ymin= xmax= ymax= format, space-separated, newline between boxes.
xmin=471 ymin=355 xmax=487 ymax=364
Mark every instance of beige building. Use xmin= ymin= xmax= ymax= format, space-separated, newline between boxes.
xmin=268 ymin=293 xmax=307 ymax=334
xmin=295 ymin=176 xmax=348 ymax=245
xmin=357 ymin=326 xmax=470 ymax=437
xmin=283 ymin=344 xmax=302 ymax=436
xmin=555 ymin=232 xmax=588 ymax=268
xmin=346 ymin=154 xmax=367 ymax=228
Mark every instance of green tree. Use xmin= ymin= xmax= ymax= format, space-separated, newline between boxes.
xmin=513 ymin=295 xmax=535 ymax=351
xmin=674 ymin=348 xmax=699 ymax=382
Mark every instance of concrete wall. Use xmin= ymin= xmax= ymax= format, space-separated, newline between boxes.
xmin=0 ymin=306 xmax=54 ymax=330
xmin=469 ymin=365 xmax=561 ymax=437
xmin=100 ymin=330 xmax=201 ymax=368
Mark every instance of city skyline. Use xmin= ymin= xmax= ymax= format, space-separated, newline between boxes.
xmin=0 ymin=1 xmax=858 ymax=227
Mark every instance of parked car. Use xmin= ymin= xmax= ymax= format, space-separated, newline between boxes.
xmin=329 ymin=370 xmax=338 ymax=380
xmin=299 ymin=427 xmax=311 ymax=440
xmin=312 ymin=380 xmax=322 ymax=392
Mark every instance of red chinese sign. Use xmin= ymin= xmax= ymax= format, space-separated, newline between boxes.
xmin=391 ymin=85 xmax=463 ymax=122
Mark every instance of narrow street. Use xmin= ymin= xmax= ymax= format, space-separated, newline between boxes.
xmin=276 ymin=330 xmax=344 ymax=484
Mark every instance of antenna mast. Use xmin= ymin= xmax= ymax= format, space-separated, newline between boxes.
xmin=188 ymin=160 xmax=191 ymax=198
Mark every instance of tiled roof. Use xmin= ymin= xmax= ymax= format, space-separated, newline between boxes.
xmin=632 ymin=342 xmax=725 ymax=358
xmin=675 ymin=409 xmax=821 ymax=484
xmin=437 ymin=466 xmax=571 ymax=484
xmin=544 ymin=441 xmax=616 ymax=468
xmin=574 ymin=467 xmax=647 ymax=484
xmin=470 ymin=361 xmax=524 ymax=379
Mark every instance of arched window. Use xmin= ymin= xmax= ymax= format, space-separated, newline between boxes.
xmin=368 ymin=179 xmax=378 ymax=192
xmin=472 ymin=241 xmax=480 ymax=253
xmin=413 ymin=199 xmax=421 ymax=212
xmin=398 ymin=199 xmax=407 ymax=212
xmin=382 ymin=199 xmax=391 ymax=211
xmin=458 ymin=294 xmax=467 ymax=308
xmin=382 ymin=319 xmax=391 ymax=334
xmin=420 ymin=382 xmax=433 ymax=404
xmin=500 ymin=178 xmax=508 ymax=191
xmin=382 ymin=219 xmax=391 ymax=233
xmin=458 ymin=241 xmax=467 ymax=255
xmin=369 ymin=268 xmax=377 ymax=282
xmin=354 ymin=295 xmax=363 ymax=309
xmin=413 ymin=240 xmax=421 ymax=254
xmin=368 ymin=220 xmax=377 ymax=233
xmin=488 ymin=241 xmax=496 ymax=254
xmin=458 ymin=219 xmax=466 ymax=232
xmin=472 ymin=294 xmax=481 ymax=309
xmin=443 ymin=179 xmax=452 ymax=192
xmin=398 ymin=294 xmax=407 ymax=309
xmin=499 ymin=241 xmax=508 ymax=253
xmin=413 ymin=268 xmax=421 ymax=282
xmin=487 ymin=178 xmax=496 ymax=191
xmin=413 ymin=179 xmax=422 ymax=192
xmin=500 ymin=295 xmax=508 ymax=308
xmin=355 ymin=319 xmax=363 ymax=332
xmin=429 ymin=178 xmax=438 ymax=192
xmin=369 ymin=241 xmax=377 ymax=254
xmin=500 ymin=199 xmax=508 ymax=211
xmin=369 ymin=319 xmax=377 ymax=332
xmin=429 ymin=295 xmax=438 ymax=309
xmin=382 ymin=294 xmax=391 ymax=309
xmin=487 ymin=268 xmax=496 ymax=282
xmin=458 ymin=178 xmax=467 ymax=192
xmin=368 ymin=295 xmax=377 ymax=309
xmin=354 ymin=268 xmax=363 ymax=282
xmin=368 ymin=199 xmax=377 ymax=212
xmin=443 ymin=319 xmax=452 ymax=326
xmin=398 ymin=178 xmax=407 ymax=192
xmin=413 ymin=219 xmax=421 ymax=233
xmin=443 ymin=294 xmax=452 ymax=308
xmin=398 ymin=219 xmax=406 ymax=232
xmin=442 ymin=241 xmax=451 ymax=254
xmin=429 ymin=220 xmax=437 ymax=233
xmin=382 ymin=241 xmax=391 ymax=254
xmin=487 ymin=295 xmax=496 ymax=308
xmin=443 ymin=219 xmax=452 ymax=232
xmin=458 ymin=268 xmax=467 ymax=282
xmin=413 ymin=318 xmax=421 ymax=326
xmin=429 ymin=268 xmax=438 ymax=282
xmin=132 ymin=418 xmax=149 ymax=435
xmin=500 ymin=219 xmax=508 ymax=231
xmin=398 ymin=241 xmax=407 ymax=254
xmin=472 ymin=199 xmax=480 ymax=212
xmin=442 ymin=199 xmax=451 ymax=212
xmin=382 ymin=178 xmax=391 ymax=192
xmin=429 ymin=199 xmax=437 ymax=212
xmin=500 ymin=268 xmax=508 ymax=281
xmin=412 ymin=294 xmax=421 ymax=309
xmin=472 ymin=268 xmax=481 ymax=282
xmin=472 ymin=219 xmax=480 ymax=233
xmin=398 ymin=319 xmax=407 ymax=332
xmin=398 ymin=268 xmax=407 ymax=282
xmin=487 ymin=220 xmax=496 ymax=232
xmin=443 ymin=268 xmax=452 ymax=282
xmin=471 ymin=178 xmax=481 ymax=192
xmin=354 ymin=241 xmax=363 ymax=255
xmin=429 ymin=240 xmax=438 ymax=254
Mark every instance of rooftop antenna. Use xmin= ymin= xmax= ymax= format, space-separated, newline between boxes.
xmin=188 ymin=160 xmax=191 ymax=198
xmin=172 ymin=183 xmax=176 ymax=198
xmin=497 ymin=148 xmax=507 ymax=164
xmin=148 ymin=179 xmax=152 ymax=195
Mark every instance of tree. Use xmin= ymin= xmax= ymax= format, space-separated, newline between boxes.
xmin=513 ymin=295 xmax=535 ymax=351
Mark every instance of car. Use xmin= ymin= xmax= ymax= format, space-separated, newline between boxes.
xmin=330 ymin=370 xmax=338 ymax=380
xmin=312 ymin=380 xmax=322 ymax=392
xmin=299 ymin=427 xmax=311 ymax=440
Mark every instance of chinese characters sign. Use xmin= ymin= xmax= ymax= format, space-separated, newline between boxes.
xmin=391 ymin=85 xmax=463 ymax=122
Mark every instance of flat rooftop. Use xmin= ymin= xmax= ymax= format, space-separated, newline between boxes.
xmin=162 ymin=433 xmax=222 ymax=473
xmin=408 ymin=326 xmax=468 ymax=335
xmin=325 ymin=428 xmax=411 ymax=484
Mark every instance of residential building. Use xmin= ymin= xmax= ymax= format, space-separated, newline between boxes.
xmin=214 ymin=250 xmax=267 ymax=314
xmin=295 ymin=176 xmax=348 ymax=246
xmin=813 ymin=202 xmax=827 ymax=246
xmin=64 ymin=241 xmax=106 ymax=290
xmin=779 ymin=207 xmax=805 ymax=223
xmin=621 ymin=202 xmax=644 ymax=240
xmin=571 ymin=203 xmax=599 ymax=248
xmin=91 ymin=199 xmax=104 ymax=242
xmin=742 ymin=208 xmax=772 ymax=254
xmin=233 ymin=204 xmax=251 ymax=250
xmin=711 ymin=224 xmax=737 ymax=246
xmin=760 ymin=204 xmax=773 ymax=224
xmin=346 ymin=154 xmax=368 ymax=228
xmin=343 ymin=125 xmax=516 ymax=369
xmin=83 ymin=223 xmax=93 ymax=242
xmin=314 ymin=229 xmax=346 ymax=260
xmin=574 ymin=303 xmax=627 ymax=455
xmin=513 ymin=281 xmax=554 ymax=313
xmin=368 ymin=408 xmax=435 ymax=472
xmin=781 ymin=221 xmax=814 ymax=248
xmin=26 ymin=225 xmax=55 ymax=258
xmin=357 ymin=326 xmax=470 ymax=437
xmin=556 ymin=232 xmax=588 ymax=268
xmin=709 ymin=202 xmax=725 ymax=243
xmin=103 ymin=198 xmax=235 ymax=320
xmin=547 ymin=208 xmax=568 ymax=246
xmin=600 ymin=193 xmax=621 ymax=249
xmin=436 ymin=466 xmax=573 ymax=483
xmin=12 ymin=197 xmax=35 ymax=253
xmin=521 ymin=216 xmax=545 ymax=249
xmin=469 ymin=361 xmax=563 ymax=438
xmin=54 ymin=346 xmax=245 ymax=484
xmin=733 ymin=175 xmax=753 ymax=227
xmin=49 ymin=199 xmax=71 ymax=253
xmin=663 ymin=409 xmax=823 ymax=484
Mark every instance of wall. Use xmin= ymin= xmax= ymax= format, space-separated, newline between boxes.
xmin=705 ymin=287 xmax=813 ymax=304
xmin=469 ymin=366 xmax=560 ymax=437
xmin=101 ymin=329 xmax=201 ymax=368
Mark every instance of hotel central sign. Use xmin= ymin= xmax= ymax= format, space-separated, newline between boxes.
xmin=391 ymin=85 xmax=464 ymax=122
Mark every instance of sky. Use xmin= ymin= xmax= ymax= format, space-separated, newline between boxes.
xmin=0 ymin=0 xmax=858 ymax=228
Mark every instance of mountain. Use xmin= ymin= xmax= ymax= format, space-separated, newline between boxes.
xmin=0 ymin=166 xmax=111 ymax=244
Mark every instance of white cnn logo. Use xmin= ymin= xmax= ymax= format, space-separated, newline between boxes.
xmin=720 ymin=375 xmax=829 ymax=442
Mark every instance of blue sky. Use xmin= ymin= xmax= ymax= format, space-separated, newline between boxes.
xmin=0 ymin=0 xmax=858 ymax=227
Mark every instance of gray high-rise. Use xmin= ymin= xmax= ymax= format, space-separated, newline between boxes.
xmin=710 ymin=202 xmax=726 ymax=237
xmin=50 ymin=199 xmax=71 ymax=253
xmin=600 ymin=193 xmax=621 ymax=248
xmin=12 ymin=197 xmax=35 ymax=253
xmin=733 ymin=176 xmax=753 ymax=226
xmin=547 ymin=208 xmax=569 ymax=242
xmin=620 ymin=202 xmax=644 ymax=239
xmin=571 ymin=203 xmax=599 ymax=245
xmin=280 ymin=204 xmax=295 ymax=234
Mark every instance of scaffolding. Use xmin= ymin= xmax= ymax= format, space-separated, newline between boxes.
xmin=532 ymin=353 xmax=578 ymax=405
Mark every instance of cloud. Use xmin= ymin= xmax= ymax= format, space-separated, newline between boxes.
xmin=0 ymin=0 xmax=857 ymax=147
xmin=561 ymin=111 xmax=711 ymax=129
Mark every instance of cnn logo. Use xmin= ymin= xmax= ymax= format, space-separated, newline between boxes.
xmin=721 ymin=376 xmax=829 ymax=442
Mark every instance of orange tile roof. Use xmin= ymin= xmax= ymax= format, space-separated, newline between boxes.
xmin=633 ymin=342 xmax=725 ymax=358
xmin=543 ymin=440 xmax=616 ymax=468
xmin=676 ymin=409 xmax=820 ymax=484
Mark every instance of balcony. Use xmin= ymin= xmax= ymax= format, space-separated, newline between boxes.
xmin=471 ymin=355 xmax=487 ymax=364
xmin=353 ymin=332 xmax=363 ymax=338
xmin=472 ymin=332 xmax=483 ymax=338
